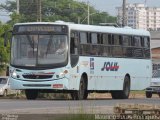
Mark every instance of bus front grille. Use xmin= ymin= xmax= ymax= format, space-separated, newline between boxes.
xmin=22 ymin=75 xmax=53 ymax=79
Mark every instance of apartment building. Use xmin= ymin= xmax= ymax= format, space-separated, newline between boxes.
xmin=117 ymin=3 xmax=160 ymax=30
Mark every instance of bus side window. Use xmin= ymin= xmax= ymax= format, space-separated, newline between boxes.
xmin=80 ymin=32 xmax=90 ymax=55
xmin=70 ymin=31 xmax=79 ymax=67
xmin=144 ymin=36 xmax=150 ymax=58
xmin=70 ymin=31 xmax=78 ymax=55
xmin=144 ymin=37 xmax=150 ymax=48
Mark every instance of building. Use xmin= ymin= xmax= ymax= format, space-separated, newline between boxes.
xmin=150 ymin=31 xmax=160 ymax=71
xmin=117 ymin=3 xmax=160 ymax=30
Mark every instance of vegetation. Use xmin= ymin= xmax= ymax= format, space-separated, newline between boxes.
xmin=0 ymin=0 xmax=116 ymax=24
xmin=0 ymin=22 xmax=10 ymax=72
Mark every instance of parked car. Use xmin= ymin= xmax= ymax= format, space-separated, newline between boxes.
xmin=0 ymin=76 xmax=20 ymax=97
xmin=146 ymin=69 xmax=160 ymax=98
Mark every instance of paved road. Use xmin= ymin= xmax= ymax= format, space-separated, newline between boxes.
xmin=0 ymin=97 xmax=159 ymax=114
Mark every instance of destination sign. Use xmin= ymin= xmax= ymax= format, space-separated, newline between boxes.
xmin=13 ymin=25 xmax=67 ymax=33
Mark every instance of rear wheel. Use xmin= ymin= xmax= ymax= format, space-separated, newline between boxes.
xmin=25 ymin=90 xmax=38 ymax=100
xmin=145 ymin=92 xmax=152 ymax=98
xmin=70 ymin=76 xmax=88 ymax=100
xmin=111 ymin=76 xmax=130 ymax=99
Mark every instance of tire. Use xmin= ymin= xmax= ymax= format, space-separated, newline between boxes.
xmin=70 ymin=76 xmax=88 ymax=100
xmin=158 ymin=93 xmax=160 ymax=98
xmin=70 ymin=92 xmax=78 ymax=100
xmin=3 ymin=90 xmax=7 ymax=97
xmin=111 ymin=76 xmax=130 ymax=99
xmin=146 ymin=92 xmax=152 ymax=98
xmin=25 ymin=90 xmax=38 ymax=100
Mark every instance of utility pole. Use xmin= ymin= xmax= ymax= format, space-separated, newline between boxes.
xmin=122 ymin=0 xmax=127 ymax=26
xmin=37 ymin=0 xmax=42 ymax=22
xmin=87 ymin=1 xmax=90 ymax=25
xmin=39 ymin=0 xmax=42 ymax=22
xmin=16 ymin=0 xmax=19 ymax=14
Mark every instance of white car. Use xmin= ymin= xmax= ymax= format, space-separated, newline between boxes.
xmin=0 ymin=76 xmax=20 ymax=97
xmin=146 ymin=70 xmax=160 ymax=98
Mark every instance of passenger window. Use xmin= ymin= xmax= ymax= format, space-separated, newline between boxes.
xmin=134 ymin=36 xmax=141 ymax=47
xmin=70 ymin=31 xmax=79 ymax=55
xmin=112 ymin=35 xmax=121 ymax=45
xmin=141 ymin=37 xmax=144 ymax=47
xmin=144 ymin=37 xmax=150 ymax=48
xmin=91 ymin=45 xmax=99 ymax=56
xmin=123 ymin=36 xmax=131 ymax=46
xmin=80 ymin=32 xmax=87 ymax=44
xmin=91 ymin=33 xmax=98 ymax=44
xmin=80 ymin=44 xmax=91 ymax=55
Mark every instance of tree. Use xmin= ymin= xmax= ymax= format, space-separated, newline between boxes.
xmin=0 ymin=0 xmax=116 ymax=25
xmin=0 ymin=22 xmax=10 ymax=72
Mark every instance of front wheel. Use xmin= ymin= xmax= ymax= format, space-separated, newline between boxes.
xmin=25 ymin=90 xmax=38 ymax=100
xmin=70 ymin=76 xmax=88 ymax=100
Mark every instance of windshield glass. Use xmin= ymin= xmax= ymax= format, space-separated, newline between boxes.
xmin=0 ymin=78 xmax=7 ymax=84
xmin=153 ymin=70 xmax=160 ymax=78
xmin=11 ymin=34 xmax=68 ymax=67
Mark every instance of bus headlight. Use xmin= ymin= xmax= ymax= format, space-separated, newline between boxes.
xmin=12 ymin=70 xmax=17 ymax=78
xmin=56 ymin=70 xmax=68 ymax=79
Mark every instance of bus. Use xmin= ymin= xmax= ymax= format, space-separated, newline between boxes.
xmin=4 ymin=21 xmax=152 ymax=100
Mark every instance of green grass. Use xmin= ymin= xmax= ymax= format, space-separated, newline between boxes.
xmin=130 ymin=90 xmax=145 ymax=94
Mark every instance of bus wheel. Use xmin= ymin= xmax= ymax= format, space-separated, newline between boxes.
xmin=111 ymin=76 xmax=130 ymax=99
xmin=71 ymin=76 xmax=87 ymax=100
xmin=78 ymin=76 xmax=88 ymax=100
xmin=121 ymin=76 xmax=130 ymax=99
xmin=25 ymin=90 xmax=38 ymax=100
xmin=146 ymin=92 xmax=152 ymax=98
xmin=70 ymin=92 xmax=78 ymax=100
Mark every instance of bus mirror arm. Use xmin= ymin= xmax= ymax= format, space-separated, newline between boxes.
xmin=4 ymin=30 xmax=12 ymax=47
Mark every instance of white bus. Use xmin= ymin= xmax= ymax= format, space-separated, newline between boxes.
xmin=5 ymin=21 xmax=152 ymax=100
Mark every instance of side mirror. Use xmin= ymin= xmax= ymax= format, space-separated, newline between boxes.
xmin=4 ymin=30 xmax=12 ymax=47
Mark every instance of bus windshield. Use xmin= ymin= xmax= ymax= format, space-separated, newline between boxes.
xmin=11 ymin=34 xmax=68 ymax=67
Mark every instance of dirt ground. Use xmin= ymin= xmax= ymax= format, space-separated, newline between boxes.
xmin=88 ymin=92 xmax=160 ymax=99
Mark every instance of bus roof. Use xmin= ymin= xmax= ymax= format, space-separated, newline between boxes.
xmin=14 ymin=21 xmax=150 ymax=36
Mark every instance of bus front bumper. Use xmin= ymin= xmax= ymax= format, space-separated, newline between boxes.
xmin=9 ymin=77 xmax=69 ymax=90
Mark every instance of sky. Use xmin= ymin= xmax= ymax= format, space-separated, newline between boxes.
xmin=77 ymin=0 xmax=160 ymax=15
xmin=0 ymin=0 xmax=160 ymax=23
